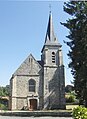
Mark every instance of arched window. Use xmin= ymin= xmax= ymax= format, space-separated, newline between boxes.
xmin=29 ymin=79 xmax=36 ymax=92
xmin=52 ymin=52 xmax=55 ymax=63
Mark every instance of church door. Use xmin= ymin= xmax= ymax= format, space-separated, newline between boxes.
xmin=29 ymin=99 xmax=37 ymax=110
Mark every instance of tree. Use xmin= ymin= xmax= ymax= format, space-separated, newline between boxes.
xmin=0 ymin=85 xmax=9 ymax=97
xmin=61 ymin=1 xmax=87 ymax=107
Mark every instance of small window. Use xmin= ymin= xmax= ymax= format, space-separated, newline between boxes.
xmin=29 ymin=79 xmax=36 ymax=92
xmin=29 ymin=58 xmax=30 ymax=62
xmin=52 ymin=52 xmax=55 ymax=63
xmin=29 ymin=58 xmax=33 ymax=63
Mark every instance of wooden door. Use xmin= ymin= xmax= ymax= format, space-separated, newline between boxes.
xmin=29 ymin=99 xmax=37 ymax=110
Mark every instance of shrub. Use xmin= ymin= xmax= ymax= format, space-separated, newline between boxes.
xmin=66 ymin=91 xmax=77 ymax=103
xmin=72 ymin=106 xmax=87 ymax=119
xmin=0 ymin=103 xmax=8 ymax=110
xmin=69 ymin=95 xmax=75 ymax=102
xmin=66 ymin=95 xmax=75 ymax=103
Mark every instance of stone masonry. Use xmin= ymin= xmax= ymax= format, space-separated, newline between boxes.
xmin=9 ymin=11 xmax=66 ymax=110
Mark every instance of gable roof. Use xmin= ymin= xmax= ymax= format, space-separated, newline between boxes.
xmin=13 ymin=54 xmax=42 ymax=76
xmin=37 ymin=60 xmax=44 ymax=67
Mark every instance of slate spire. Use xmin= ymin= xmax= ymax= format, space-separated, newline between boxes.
xmin=45 ymin=11 xmax=58 ymax=44
xmin=41 ymin=11 xmax=61 ymax=52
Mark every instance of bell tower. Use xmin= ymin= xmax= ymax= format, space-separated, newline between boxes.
xmin=41 ymin=12 xmax=63 ymax=66
xmin=41 ymin=11 xmax=66 ymax=109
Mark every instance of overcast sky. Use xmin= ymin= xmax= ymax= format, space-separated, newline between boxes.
xmin=0 ymin=1 xmax=73 ymax=86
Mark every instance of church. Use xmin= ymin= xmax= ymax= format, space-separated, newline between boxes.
xmin=9 ymin=11 xmax=66 ymax=110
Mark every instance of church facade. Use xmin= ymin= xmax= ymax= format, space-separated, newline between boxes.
xmin=9 ymin=12 xmax=66 ymax=110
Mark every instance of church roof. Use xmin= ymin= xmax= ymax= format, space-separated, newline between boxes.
xmin=13 ymin=54 xmax=42 ymax=76
xmin=37 ymin=60 xmax=44 ymax=67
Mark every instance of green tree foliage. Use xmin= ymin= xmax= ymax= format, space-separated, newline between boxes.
xmin=0 ymin=86 xmax=9 ymax=96
xmin=61 ymin=1 xmax=87 ymax=107
xmin=66 ymin=93 xmax=76 ymax=103
xmin=72 ymin=106 xmax=87 ymax=119
xmin=0 ymin=103 xmax=8 ymax=110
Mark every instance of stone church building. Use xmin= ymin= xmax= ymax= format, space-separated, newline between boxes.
xmin=9 ymin=12 xmax=66 ymax=110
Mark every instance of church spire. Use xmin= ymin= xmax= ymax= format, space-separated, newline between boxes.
xmin=45 ymin=11 xmax=57 ymax=44
xmin=41 ymin=11 xmax=61 ymax=53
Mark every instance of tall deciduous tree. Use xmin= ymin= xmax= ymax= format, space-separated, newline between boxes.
xmin=61 ymin=1 xmax=87 ymax=107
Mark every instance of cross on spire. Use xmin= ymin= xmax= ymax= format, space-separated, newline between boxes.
xmin=49 ymin=4 xmax=51 ymax=14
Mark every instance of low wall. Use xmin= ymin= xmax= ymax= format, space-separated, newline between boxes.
xmin=0 ymin=111 xmax=72 ymax=117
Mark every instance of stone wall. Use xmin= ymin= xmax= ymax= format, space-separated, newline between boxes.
xmin=43 ymin=65 xmax=65 ymax=109
xmin=10 ymin=73 xmax=43 ymax=110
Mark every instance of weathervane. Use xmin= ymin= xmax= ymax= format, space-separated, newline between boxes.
xmin=49 ymin=4 xmax=52 ymax=13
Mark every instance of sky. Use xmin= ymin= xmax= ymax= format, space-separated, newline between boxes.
xmin=0 ymin=0 xmax=73 ymax=86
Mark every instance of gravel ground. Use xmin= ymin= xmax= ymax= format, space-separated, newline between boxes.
xmin=0 ymin=116 xmax=73 ymax=119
